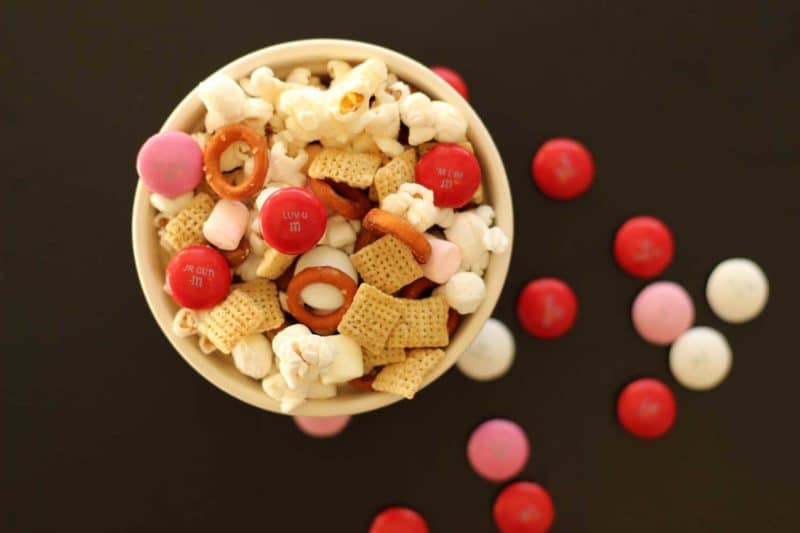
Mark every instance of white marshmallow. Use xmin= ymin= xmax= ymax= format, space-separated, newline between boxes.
xmin=255 ymin=184 xmax=286 ymax=212
xmin=150 ymin=191 xmax=194 ymax=217
xmin=319 ymin=215 xmax=357 ymax=249
xmin=235 ymin=251 xmax=262 ymax=282
xmin=443 ymin=272 xmax=486 ymax=314
xmin=320 ymin=334 xmax=364 ymax=385
xmin=232 ymin=334 xmax=273 ymax=379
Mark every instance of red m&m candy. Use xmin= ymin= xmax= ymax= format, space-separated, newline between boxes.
xmin=616 ymin=378 xmax=676 ymax=439
xmin=614 ymin=216 xmax=674 ymax=278
xmin=531 ymin=138 xmax=594 ymax=200
xmin=493 ymin=482 xmax=555 ymax=533
xmin=369 ymin=507 xmax=429 ymax=533
xmin=415 ymin=143 xmax=481 ymax=208
xmin=260 ymin=187 xmax=327 ymax=255
xmin=517 ymin=278 xmax=577 ymax=339
xmin=430 ymin=66 xmax=469 ymax=100
xmin=165 ymin=245 xmax=231 ymax=309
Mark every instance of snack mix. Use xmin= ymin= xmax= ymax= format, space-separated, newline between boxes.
xmin=137 ymin=58 xmax=509 ymax=412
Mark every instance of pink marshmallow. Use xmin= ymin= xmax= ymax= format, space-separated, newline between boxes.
xmin=422 ymin=235 xmax=462 ymax=284
xmin=202 ymin=199 xmax=249 ymax=250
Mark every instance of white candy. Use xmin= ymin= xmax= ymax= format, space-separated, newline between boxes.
xmin=295 ymin=246 xmax=358 ymax=311
xmin=232 ymin=334 xmax=273 ymax=379
xmin=706 ymin=258 xmax=769 ymax=323
xmin=319 ymin=215 xmax=357 ymax=249
xmin=443 ymin=272 xmax=486 ymax=314
xmin=320 ymin=334 xmax=364 ymax=385
xmin=149 ymin=191 xmax=193 ymax=217
xmin=255 ymin=184 xmax=286 ymax=212
xmin=669 ymin=327 xmax=732 ymax=390
xmin=266 ymin=141 xmax=308 ymax=187
xmin=235 ymin=251 xmax=262 ymax=282
xmin=457 ymin=318 xmax=515 ymax=381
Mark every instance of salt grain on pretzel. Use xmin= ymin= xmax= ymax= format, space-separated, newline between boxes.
xmin=162 ymin=192 xmax=214 ymax=251
xmin=308 ymin=148 xmax=382 ymax=189
xmin=204 ymin=124 xmax=268 ymax=200
xmin=362 ymin=208 xmax=432 ymax=263
xmin=372 ymin=348 xmax=446 ymax=399
xmin=350 ymin=235 xmax=423 ymax=294
xmin=286 ymin=266 xmax=357 ymax=334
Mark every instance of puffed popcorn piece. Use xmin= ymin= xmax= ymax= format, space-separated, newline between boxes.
xmin=198 ymin=334 xmax=217 ymax=355
xmin=232 ymin=333 xmax=273 ymax=379
xmin=380 ymin=183 xmax=447 ymax=232
xmin=262 ymin=373 xmax=307 ymax=413
xmin=172 ymin=308 xmax=199 ymax=337
xmin=442 ymin=271 xmax=486 ymax=314
xmin=474 ymin=204 xmax=495 ymax=226
xmin=327 ymin=59 xmax=387 ymax=121
xmin=398 ymin=92 xmax=467 ymax=145
xmin=240 ymin=66 xmax=299 ymax=106
xmin=320 ymin=334 xmax=364 ymax=385
xmin=285 ymin=67 xmax=312 ymax=85
xmin=318 ymin=215 xmax=357 ymax=250
xmin=266 ymin=141 xmax=308 ymax=187
xmin=444 ymin=209 xmax=508 ymax=276
xmin=219 ymin=141 xmax=250 ymax=172
xmin=202 ymin=199 xmax=249 ymax=251
xmin=150 ymin=191 xmax=194 ymax=217
xmin=248 ymin=226 xmax=268 ymax=253
xmin=483 ymin=226 xmax=510 ymax=254
xmin=430 ymin=100 xmax=468 ymax=143
xmin=198 ymin=74 xmax=246 ymax=130
xmin=272 ymin=324 xmax=336 ymax=390
xmin=366 ymin=102 xmax=404 ymax=157
xmin=327 ymin=60 xmax=352 ymax=86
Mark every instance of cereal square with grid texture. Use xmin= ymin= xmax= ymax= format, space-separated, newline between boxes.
xmin=374 ymin=151 xmax=416 ymax=201
xmin=372 ymin=348 xmax=446 ymax=399
xmin=350 ymin=235 xmax=423 ymax=294
xmin=386 ymin=295 xmax=449 ymax=349
xmin=203 ymin=289 xmax=265 ymax=354
xmin=363 ymin=346 xmax=406 ymax=372
xmin=232 ymin=279 xmax=284 ymax=332
xmin=308 ymin=148 xmax=382 ymax=188
xmin=337 ymin=284 xmax=404 ymax=354
xmin=162 ymin=193 xmax=214 ymax=251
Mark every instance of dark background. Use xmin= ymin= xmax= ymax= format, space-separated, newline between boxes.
xmin=3 ymin=1 xmax=799 ymax=531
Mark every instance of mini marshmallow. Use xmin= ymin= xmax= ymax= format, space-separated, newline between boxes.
xmin=266 ymin=141 xmax=308 ymax=187
xmin=255 ymin=184 xmax=286 ymax=212
xmin=202 ymin=199 xmax=249 ymax=250
xmin=319 ymin=215 xmax=357 ymax=249
xmin=320 ymin=334 xmax=364 ymax=385
xmin=150 ymin=191 xmax=194 ymax=217
xmin=422 ymin=235 xmax=462 ymax=284
xmin=235 ymin=251 xmax=262 ymax=282
xmin=295 ymin=246 xmax=358 ymax=311
xmin=232 ymin=334 xmax=273 ymax=379
xmin=443 ymin=271 xmax=486 ymax=314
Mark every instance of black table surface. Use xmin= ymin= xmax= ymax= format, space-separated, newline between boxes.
xmin=4 ymin=1 xmax=800 ymax=531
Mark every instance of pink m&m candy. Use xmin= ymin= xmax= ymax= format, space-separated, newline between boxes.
xmin=614 ymin=216 xmax=674 ymax=278
xmin=293 ymin=415 xmax=351 ymax=438
xmin=430 ymin=66 xmax=469 ymax=100
xmin=259 ymin=187 xmax=327 ymax=255
xmin=532 ymin=138 xmax=594 ymax=200
xmin=416 ymin=143 xmax=481 ymax=208
xmin=136 ymin=131 xmax=203 ymax=197
xmin=632 ymin=281 xmax=694 ymax=345
xmin=617 ymin=378 xmax=676 ymax=439
xmin=517 ymin=278 xmax=578 ymax=339
xmin=493 ymin=482 xmax=555 ymax=533
xmin=467 ymin=419 xmax=529 ymax=482
xmin=165 ymin=245 xmax=231 ymax=309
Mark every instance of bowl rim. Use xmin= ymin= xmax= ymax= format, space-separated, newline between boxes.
xmin=131 ymin=38 xmax=514 ymax=416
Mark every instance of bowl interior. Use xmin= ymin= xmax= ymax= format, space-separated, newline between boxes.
xmin=132 ymin=39 xmax=513 ymax=416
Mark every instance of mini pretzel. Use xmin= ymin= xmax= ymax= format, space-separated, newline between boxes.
xmin=286 ymin=266 xmax=357 ymax=334
xmin=353 ymin=227 xmax=380 ymax=253
xmin=400 ymin=277 xmax=437 ymax=299
xmin=203 ymin=124 xmax=268 ymax=200
xmin=447 ymin=308 xmax=461 ymax=336
xmin=349 ymin=370 xmax=377 ymax=391
xmin=362 ymin=208 xmax=432 ymax=264
xmin=221 ymin=235 xmax=251 ymax=268
xmin=308 ymin=178 xmax=371 ymax=220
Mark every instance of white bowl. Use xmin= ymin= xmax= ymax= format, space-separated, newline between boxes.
xmin=131 ymin=39 xmax=513 ymax=416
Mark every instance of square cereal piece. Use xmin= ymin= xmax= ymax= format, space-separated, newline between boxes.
xmin=204 ymin=289 xmax=265 ymax=354
xmin=386 ymin=295 xmax=449 ymax=349
xmin=372 ymin=348 xmax=446 ymax=399
xmin=338 ymin=284 xmax=404 ymax=354
xmin=350 ymin=235 xmax=423 ymax=294
xmin=162 ymin=193 xmax=214 ymax=251
xmin=363 ymin=346 xmax=406 ymax=371
xmin=308 ymin=148 xmax=382 ymax=188
xmin=232 ymin=279 xmax=284 ymax=332
xmin=256 ymin=247 xmax=296 ymax=280
xmin=374 ymin=152 xmax=416 ymax=201
xmin=398 ymin=147 xmax=417 ymax=167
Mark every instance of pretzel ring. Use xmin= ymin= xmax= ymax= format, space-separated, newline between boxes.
xmin=308 ymin=178 xmax=371 ymax=220
xmin=447 ymin=308 xmax=461 ymax=336
xmin=362 ymin=208 xmax=432 ymax=264
xmin=353 ymin=227 xmax=380 ymax=253
xmin=286 ymin=266 xmax=357 ymax=334
xmin=400 ymin=277 xmax=437 ymax=299
xmin=203 ymin=124 xmax=268 ymax=200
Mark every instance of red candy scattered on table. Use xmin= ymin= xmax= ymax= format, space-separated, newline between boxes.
xmin=369 ymin=507 xmax=429 ymax=533
xmin=415 ymin=143 xmax=482 ymax=208
xmin=617 ymin=378 xmax=676 ymax=439
xmin=259 ymin=187 xmax=327 ymax=255
xmin=517 ymin=278 xmax=578 ymax=339
xmin=430 ymin=66 xmax=469 ymax=100
xmin=493 ymin=481 xmax=555 ymax=533
xmin=614 ymin=215 xmax=674 ymax=278
xmin=165 ymin=245 xmax=231 ymax=309
xmin=531 ymin=138 xmax=594 ymax=200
